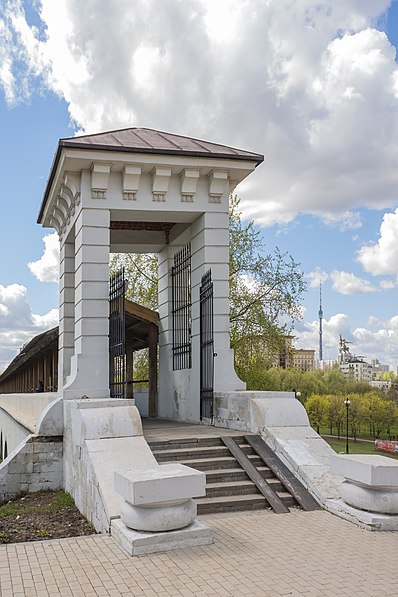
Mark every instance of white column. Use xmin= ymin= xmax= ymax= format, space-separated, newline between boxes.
xmin=62 ymin=207 xmax=110 ymax=399
xmin=58 ymin=241 xmax=75 ymax=390
xmin=191 ymin=212 xmax=245 ymax=393
xmin=158 ymin=245 xmax=177 ymax=419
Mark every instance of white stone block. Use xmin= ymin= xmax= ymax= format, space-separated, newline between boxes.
xmin=330 ymin=454 xmax=398 ymax=487
xmin=114 ymin=464 xmax=206 ymax=505
xmin=111 ymin=518 xmax=213 ymax=556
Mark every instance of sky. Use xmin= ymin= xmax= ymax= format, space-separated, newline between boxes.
xmin=1 ymin=0 xmax=398 ymax=372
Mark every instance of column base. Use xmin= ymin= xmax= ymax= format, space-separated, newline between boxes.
xmin=111 ymin=518 xmax=213 ymax=556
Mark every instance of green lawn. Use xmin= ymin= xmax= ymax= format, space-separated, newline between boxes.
xmin=322 ymin=436 xmax=398 ymax=460
xmin=319 ymin=425 xmax=398 ymax=442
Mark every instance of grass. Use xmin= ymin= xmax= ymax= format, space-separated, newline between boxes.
xmin=322 ymin=436 xmax=398 ymax=459
xmin=0 ymin=490 xmax=75 ymax=519
xmin=319 ymin=425 xmax=398 ymax=442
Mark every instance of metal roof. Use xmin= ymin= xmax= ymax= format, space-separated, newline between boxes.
xmin=58 ymin=127 xmax=264 ymax=162
xmin=38 ymin=128 xmax=263 ymax=223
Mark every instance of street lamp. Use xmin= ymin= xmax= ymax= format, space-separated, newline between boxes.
xmin=295 ymin=391 xmax=302 ymax=402
xmin=344 ymin=398 xmax=351 ymax=454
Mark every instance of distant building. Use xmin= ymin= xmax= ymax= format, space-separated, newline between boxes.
xmin=338 ymin=335 xmax=371 ymax=382
xmin=317 ymin=359 xmax=337 ymax=371
xmin=293 ymin=349 xmax=315 ymax=371
xmin=340 ymin=359 xmax=372 ymax=383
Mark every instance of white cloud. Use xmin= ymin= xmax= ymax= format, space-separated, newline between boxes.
xmin=0 ymin=283 xmax=59 ymax=372
xmin=330 ymin=270 xmax=377 ymax=295
xmin=28 ymin=232 xmax=59 ymax=283
xmin=295 ymin=311 xmax=398 ymax=368
xmin=1 ymin=0 xmax=398 ymax=228
xmin=380 ymin=279 xmax=397 ymax=290
xmin=357 ymin=208 xmax=398 ymax=275
xmin=320 ymin=211 xmax=362 ymax=231
xmin=305 ymin=268 xmax=328 ymax=288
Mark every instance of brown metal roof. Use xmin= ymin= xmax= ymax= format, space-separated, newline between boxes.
xmin=38 ymin=128 xmax=263 ymax=223
xmin=59 ymin=127 xmax=264 ymax=162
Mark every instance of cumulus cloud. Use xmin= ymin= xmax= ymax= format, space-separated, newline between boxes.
xmin=305 ymin=268 xmax=328 ymax=288
xmin=0 ymin=283 xmax=59 ymax=372
xmin=28 ymin=233 xmax=59 ymax=283
xmin=357 ymin=208 xmax=398 ymax=275
xmin=296 ymin=311 xmax=398 ymax=367
xmin=330 ymin=270 xmax=377 ymax=295
xmin=295 ymin=312 xmax=352 ymax=357
xmin=1 ymin=0 xmax=398 ymax=228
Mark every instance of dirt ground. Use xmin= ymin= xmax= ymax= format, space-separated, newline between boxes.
xmin=0 ymin=490 xmax=96 ymax=544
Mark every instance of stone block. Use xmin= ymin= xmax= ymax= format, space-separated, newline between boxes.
xmin=111 ymin=518 xmax=213 ymax=556
xmin=330 ymin=454 xmax=398 ymax=487
xmin=115 ymin=464 xmax=206 ymax=505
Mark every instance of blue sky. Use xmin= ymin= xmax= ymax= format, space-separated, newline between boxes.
xmin=1 ymin=0 xmax=398 ymax=371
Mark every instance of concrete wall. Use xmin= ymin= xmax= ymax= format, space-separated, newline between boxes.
xmin=0 ymin=409 xmax=30 ymax=460
xmin=0 ymin=392 xmax=63 ymax=503
xmin=0 ymin=434 xmax=63 ymax=503
xmin=0 ymin=393 xmax=57 ymax=433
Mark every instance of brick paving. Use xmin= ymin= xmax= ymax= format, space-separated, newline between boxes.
xmin=1 ymin=509 xmax=398 ymax=596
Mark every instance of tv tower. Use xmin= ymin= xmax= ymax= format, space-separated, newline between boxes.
xmin=318 ymin=283 xmax=323 ymax=361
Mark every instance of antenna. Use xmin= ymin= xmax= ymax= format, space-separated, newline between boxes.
xmin=318 ymin=283 xmax=323 ymax=361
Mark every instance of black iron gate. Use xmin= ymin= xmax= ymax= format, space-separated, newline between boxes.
xmin=171 ymin=244 xmax=192 ymax=370
xmin=200 ymin=269 xmax=214 ymax=420
xmin=109 ymin=268 xmax=127 ymax=398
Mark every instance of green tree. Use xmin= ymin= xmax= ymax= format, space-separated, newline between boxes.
xmin=110 ymin=195 xmax=307 ymax=389
xmin=346 ymin=393 xmax=365 ymax=441
xmin=229 ymin=195 xmax=306 ymax=381
xmin=326 ymin=395 xmax=345 ymax=439
xmin=110 ymin=253 xmax=158 ymax=308
xmin=305 ymin=394 xmax=327 ymax=434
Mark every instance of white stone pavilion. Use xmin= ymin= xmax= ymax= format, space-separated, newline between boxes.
xmin=38 ymin=128 xmax=263 ymax=422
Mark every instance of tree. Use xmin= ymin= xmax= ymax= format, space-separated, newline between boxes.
xmin=305 ymin=394 xmax=327 ymax=434
xmin=326 ymin=395 xmax=345 ymax=439
xmin=110 ymin=195 xmax=307 ymax=388
xmin=110 ymin=253 xmax=158 ymax=308
xmin=229 ymin=196 xmax=306 ymax=380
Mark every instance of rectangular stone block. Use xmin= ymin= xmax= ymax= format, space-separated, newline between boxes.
xmin=115 ymin=464 xmax=206 ymax=505
xmin=111 ymin=518 xmax=213 ymax=556
xmin=330 ymin=454 xmax=398 ymax=487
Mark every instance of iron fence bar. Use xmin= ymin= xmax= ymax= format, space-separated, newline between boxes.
xmin=200 ymin=269 xmax=214 ymax=420
xmin=109 ymin=267 xmax=127 ymax=398
xmin=171 ymin=243 xmax=192 ymax=370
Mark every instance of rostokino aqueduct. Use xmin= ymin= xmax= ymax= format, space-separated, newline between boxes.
xmin=1 ymin=127 xmax=398 ymax=555
xmin=38 ymin=127 xmax=263 ymax=418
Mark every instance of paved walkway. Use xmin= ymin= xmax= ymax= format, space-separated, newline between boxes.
xmin=1 ymin=509 xmax=398 ymax=596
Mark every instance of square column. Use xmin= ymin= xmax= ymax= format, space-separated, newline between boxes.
xmin=62 ymin=208 xmax=111 ymax=399
xmin=191 ymin=212 xmax=245 ymax=394
xmin=58 ymin=241 xmax=75 ymax=389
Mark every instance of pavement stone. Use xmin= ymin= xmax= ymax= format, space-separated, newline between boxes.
xmin=1 ymin=509 xmax=398 ymax=596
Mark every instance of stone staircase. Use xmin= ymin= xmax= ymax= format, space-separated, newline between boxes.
xmin=147 ymin=435 xmax=299 ymax=514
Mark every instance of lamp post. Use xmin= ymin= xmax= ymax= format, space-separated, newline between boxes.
xmin=295 ymin=391 xmax=301 ymax=402
xmin=344 ymin=398 xmax=350 ymax=454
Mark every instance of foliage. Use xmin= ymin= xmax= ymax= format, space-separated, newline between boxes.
xmin=305 ymin=394 xmax=328 ymax=433
xmin=110 ymin=195 xmax=307 ymax=386
xmin=229 ymin=195 xmax=306 ymax=379
xmin=240 ymin=366 xmax=383 ymax=399
xmin=110 ymin=252 xmax=158 ymax=309
xmin=305 ymin=391 xmax=398 ymax=441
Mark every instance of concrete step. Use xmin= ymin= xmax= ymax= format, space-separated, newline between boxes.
xmin=148 ymin=437 xmax=227 ymax=450
xmin=152 ymin=444 xmax=254 ymax=462
xmin=177 ymin=456 xmax=238 ymax=471
xmin=205 ymin=480 xmax=260 ymax=497
xmin=205 ymin=467 xmax=273 ymax=484
xmin=196 ymin=494 xmax=270 ymax=514
xmin=147 ymin=434 xmax=299 ymax=515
